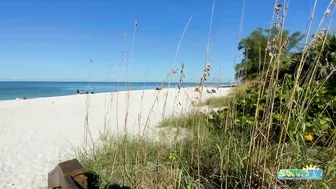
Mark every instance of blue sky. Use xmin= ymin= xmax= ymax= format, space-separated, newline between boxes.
xmin=0 ymin=0 xmax=331 ymax=82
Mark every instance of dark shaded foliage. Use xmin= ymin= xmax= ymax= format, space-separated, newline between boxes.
xmin=85 ymin=172 xmax=131 ymax=189
xmin=235 ymin=27 xmax=304 ymax=81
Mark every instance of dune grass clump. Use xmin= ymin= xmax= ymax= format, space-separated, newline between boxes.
xmin=198 ymin=80 xmax=262 ymax=107
xmin=76 ymin=136 xmax=177 ymax=189
xmin=160 ymin=112 xmax=209 ymax=128
xmin=197 ymin=96 xmax=235 ymax=107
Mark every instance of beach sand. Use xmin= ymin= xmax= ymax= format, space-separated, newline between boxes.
xmin=0 ymin=87 xmax=230 ymax=189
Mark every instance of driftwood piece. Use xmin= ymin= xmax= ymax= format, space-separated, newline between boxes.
xmin=48 ymin=158 xmax=87 ymax=189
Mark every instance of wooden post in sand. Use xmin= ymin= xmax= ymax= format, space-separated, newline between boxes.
xmin=48 ymin=158 xmax=87 ymax=189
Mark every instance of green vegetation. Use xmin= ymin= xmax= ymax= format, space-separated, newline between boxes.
xmin=76 ymin=2 xmax=336 ymax=189
xmin=77 ymin=136 xmax=176 ymax=189
xmin=160 ymin=112 xmax=209 ymax=128
xmin=235 ymin=27 xmax=305 ymax=81
xmin=197 ymin=96 xmax=234 ymax=107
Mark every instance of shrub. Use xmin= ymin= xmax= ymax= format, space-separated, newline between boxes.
xmin=209 ymin=77 xmax=335 ymax=146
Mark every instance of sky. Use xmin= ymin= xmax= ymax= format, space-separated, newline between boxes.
xmin=0 ymin=0 xmax=332 ymax=82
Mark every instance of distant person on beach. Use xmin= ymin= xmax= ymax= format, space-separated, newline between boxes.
xmin=155 ymin=84 xmax=163 ymax=90
xmin=77 ymin=89 xmax=83 ymax=94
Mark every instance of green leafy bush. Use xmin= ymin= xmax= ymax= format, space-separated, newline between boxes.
xmin=209 ymin=78 xmax=335 ymax=146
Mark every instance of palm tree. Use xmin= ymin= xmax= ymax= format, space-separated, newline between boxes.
xmin=289 ymin=31 xmax=336 ymax=94
xmin=235 ymin=27 xmax=304 ymax=81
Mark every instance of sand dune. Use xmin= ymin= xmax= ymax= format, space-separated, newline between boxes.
xmin=0 ymin=87 xmax=230 ymax=189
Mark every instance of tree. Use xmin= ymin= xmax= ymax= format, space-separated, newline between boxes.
xmin=235 ymin=27 xmax=304 ymax=81
xmin=289 ymin=32 xmax=336 ymax=92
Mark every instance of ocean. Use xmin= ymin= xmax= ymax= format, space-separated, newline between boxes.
xmin=0 ymin=81 xmax=227 ymax=100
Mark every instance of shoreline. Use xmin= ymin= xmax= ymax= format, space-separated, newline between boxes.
xmin=0 ymin=85 xmax=231 ymax=102
xmin=0 ymin=81 xmax=233 ymax=101
xmin=0 ymin=87 xmax=176 ymax=102
xmin=0 ymin=88 xmax=154 ymax=102
xmin=0 ymin=88 xmax=156 ymax=102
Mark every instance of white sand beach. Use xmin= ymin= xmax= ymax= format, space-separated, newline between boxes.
xmin=0 ymin=87 xmax=230 ymax=189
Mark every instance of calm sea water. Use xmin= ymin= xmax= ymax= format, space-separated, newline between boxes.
xmin=0 ymin=81 xmax=227 ymax=100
